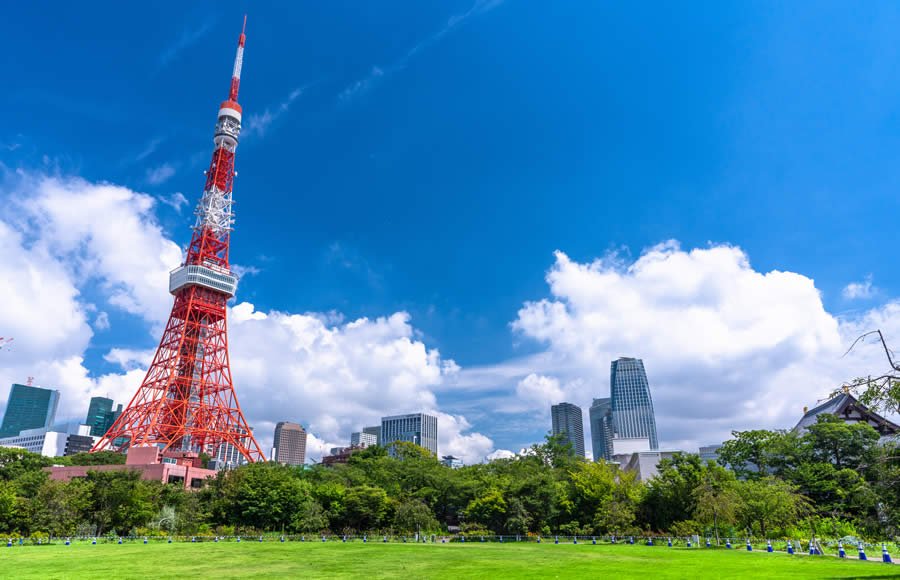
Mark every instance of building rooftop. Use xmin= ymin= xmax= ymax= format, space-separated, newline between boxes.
xmin=794 ymin=392 xmax=900 ymax=435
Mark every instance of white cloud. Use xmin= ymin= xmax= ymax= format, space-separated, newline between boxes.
xmin=134 ymin=137 xmax=164 ymax=162
xmin=0 ymin=170 xmax=494 ymax=460
xmin=4 ymin=170 xmax=899 ymax=464
xmin=244 ymin=87 xmax=307 ymax=138
xmin=339 ymin=67 xmax=385 ymax=103
xmin=486 ymin=449 xmax=515 ymax=461
xmin=435 ymin=412 xmax=493 ymax=464
xmin=502 ymin=242 xmax=899 ymax=454
xmin=7 ymin=173 xmax=183 ymax=325
xmin=231 ymin=263 xmax=261 ymax=278
xmin=94 ymin=311 xmax=110 ymax=331
xmin=515 ymin=373 xmax=565 ymax=410
xmin=145 ymin=163 xmax=176 ymax=185
xmin=843 ymin=275 xmax=876 ymax=300
xmin=225 ymin=304 xmax=491 ymax=461
xmin=160 ymin=192 xmax=189 ymax=212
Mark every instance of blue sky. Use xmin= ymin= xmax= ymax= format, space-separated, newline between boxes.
xmin=2 ymin=1 xmax=900 ymax=461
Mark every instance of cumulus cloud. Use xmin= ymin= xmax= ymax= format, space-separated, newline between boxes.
xmin=502 ymin=242 xmax=898 ymax=454
xmin=225 ymin=303 xmax=490 ymax=461
xmin=0 ymin=171 xmax=494 ymax=461
xmin=486 ymin=449 xmax=515 ymax=461
xmin=515 ymin=373 xmax=565 ymax=410
xmin=7 ymin=174 xmax=183 ymax=325
xmin=843 ymin=275 xmax=876 ymax=300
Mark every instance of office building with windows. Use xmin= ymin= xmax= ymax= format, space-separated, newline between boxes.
xmin=610 ymin=358 xmax=658 ymax=449
xmin=589 ymin=397 xmax=614 ymax=461
xmin=0 ymin=383 xmax=60 ymax=438
xmin=381 ymin=413 xmax=438 ymax=456
xmin=441 ymin=455 xmax=464 ymax=468
xmin=351 ymin=431 xmax=377 ymax=448
xmin=551 ymin=402 xmax=585 ymax=457
xmin=0 ymin=423 xmax=94 ymax=457
xmin=699 ymin=444 xmax=723 ymax=463
xmin=273 ymin=421 xmax=307 ymax=466
xmin=362 ymin=425 xmax=381 ymax=445
xmin=85 ymin=397 xmax=123 ymax=437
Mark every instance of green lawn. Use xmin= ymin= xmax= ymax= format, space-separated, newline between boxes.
xmin=1 ymin=541 xmax=897 ymax=579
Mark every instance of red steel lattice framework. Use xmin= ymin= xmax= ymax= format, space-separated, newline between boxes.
xmin=92 ymin=18 xmax=265 ymax=462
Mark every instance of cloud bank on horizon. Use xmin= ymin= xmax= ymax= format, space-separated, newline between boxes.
xmin=0 ymin=170 xmax=897 ymax=462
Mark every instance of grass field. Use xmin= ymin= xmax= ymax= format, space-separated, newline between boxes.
xmin=1 ymin=541 xmax=897 ymax=579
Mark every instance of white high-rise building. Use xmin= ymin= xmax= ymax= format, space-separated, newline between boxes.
xmin=381 ymin=413 xmax=438 ymax=456
xmin=351 ymin=431 xmax=377 ymax=448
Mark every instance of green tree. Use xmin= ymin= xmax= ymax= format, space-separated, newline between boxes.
xmin=292 ymin=500 xmax=329 ymax=533
xmin=804 ymin=414 xmax=879 ymax=470
xmin=218 ymin=463 xmax=311 ymax=530
xmin=393 ymin=499 xmax=440 ymax=534
xmin=736 ymin=477 xmax=808 ymax=537
xmin=639 ymin=453 xmax=704 ymax=531
xmin=718 ymin=430 xmax=784 ymax=479
xmin=465 ymin=489 xmax=507 ymax=533
xmin=693 ymin=462 xmax=739 ymax=545
xmin=342 ymin=485 xmax=390 ymax=532
xmin=0 ymin=479 xmax=18 ymax=533
xmin=85 ymin=471 xmax=159 ymax=535
xmin=29 ymin=479 xmax=91 ymax=536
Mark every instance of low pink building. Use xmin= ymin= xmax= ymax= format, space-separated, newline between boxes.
xmin=47 ymin=447 xmax=218 ymax=490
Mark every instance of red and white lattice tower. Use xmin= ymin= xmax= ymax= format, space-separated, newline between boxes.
xmin=93 ymin=17 xmax=265 ymax=462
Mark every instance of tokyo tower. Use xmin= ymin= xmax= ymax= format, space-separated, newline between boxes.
xmin=93 ymin=18 xmax=265 ymax=462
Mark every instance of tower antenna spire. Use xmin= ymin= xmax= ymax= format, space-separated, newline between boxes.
xmin=229 ymin=15 xmax=247 ymax=102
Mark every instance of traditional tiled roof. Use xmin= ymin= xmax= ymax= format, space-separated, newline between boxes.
xmin=794 ymin=392 xmax=900 ymax=435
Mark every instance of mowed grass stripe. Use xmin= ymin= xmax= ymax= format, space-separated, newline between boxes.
xmin=0 ymin=542 xmax=896 ymax=579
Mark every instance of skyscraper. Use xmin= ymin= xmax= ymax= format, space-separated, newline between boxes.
xmin=550 ymin=402 xmax=585 ymax=457
xmin=362 ymin=425 xmax=381 ymax=445
xmin=0 ymin=383 xmax=60 ymax=438
xmin=589 ymin=397 xmax=614 ymax=461
xmin=350 ymin=431 xmax=377 ymax=448
xmin=273 ymin=422 xmax=307 ymax=466
xmin=381 ymin=413 xmax=438 ymax=456
xmin=85 ymin=397 xmax=122 ymax=437
xmin=610 ymin=357 xmax=658 ymax=449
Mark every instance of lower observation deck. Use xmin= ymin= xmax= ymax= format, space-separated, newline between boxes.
xmin=169 ymin=264 xmax=238 ymax=297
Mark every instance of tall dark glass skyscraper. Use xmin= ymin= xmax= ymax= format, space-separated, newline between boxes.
xmin=589 ymin=397 xmax=613 ymax=461
xmin=551 ymin=402 xmax=585 ymax=457
xmin=610 ymin=358 xmax=658 ymax=449
xmin=85 ymin=397 xmax=123 ymax=437
xmin=0 ymin=383 xmax=60 ymax=437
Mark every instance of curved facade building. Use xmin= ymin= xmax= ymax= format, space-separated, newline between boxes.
xmin=610 ymin=357 xmax=658 ymax=450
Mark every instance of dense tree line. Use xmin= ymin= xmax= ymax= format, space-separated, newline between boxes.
xmin=0 ymin=417 xmax=897 ymax=540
